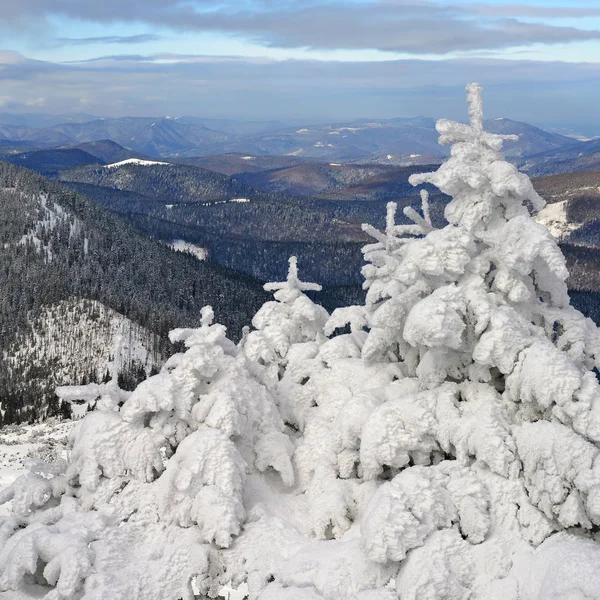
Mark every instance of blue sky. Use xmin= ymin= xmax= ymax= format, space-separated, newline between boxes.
xmin=1 ymin=0 xmax=600 ymax=128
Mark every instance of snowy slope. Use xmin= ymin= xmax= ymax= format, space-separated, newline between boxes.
xmin=535 ymin=200 xmax=580 ymax=241
xmin=9 ymin=298 xmax=161 ymax=379
xmin=1 ymin=298 xmax=163 ymax=419
xmin=12 ymin=191 xmax=80 ymax=264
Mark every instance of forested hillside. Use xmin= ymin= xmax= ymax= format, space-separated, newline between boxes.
xmin=0 ymin=148 xmax=102 ymax=177
xmin=57 ymin=158 xmax=600 ymax=315
xmin=0 ymin=162 xmax=269 ymax=424
xmin=59 ymin=161 xmax=254 ymax=204
xmin=2 ymin=298 xmax=165 ymax=423
xmin=66 ymin=139 xmax=148 ymax=164
xmin=57 ymin=160 xmax=450 ymax=285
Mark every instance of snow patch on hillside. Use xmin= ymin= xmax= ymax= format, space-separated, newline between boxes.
xmin=535 ymin=200 xmax=580 ymax=240
xmin=105 ymin=158 xmax=169 ymax=168
xmin=17 ymin=193 xmax=79 ymax=263
xmin=197 ymin=198 xmax=251 ymax=206
xmin=169 ymin=239 xmax=208 ymax=261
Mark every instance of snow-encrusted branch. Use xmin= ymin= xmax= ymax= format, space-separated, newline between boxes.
xmin=362 ymin=191 xmax=435 ymax=253
xmin=55 ymin=381 xmax=130 ymax=412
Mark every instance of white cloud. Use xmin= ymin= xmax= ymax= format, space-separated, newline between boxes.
xmin=2 ymin=1 xmax=600 ymax=55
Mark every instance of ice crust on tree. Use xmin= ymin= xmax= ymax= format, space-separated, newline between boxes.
xmin=2 ymin=83 xmax=600 ymax=600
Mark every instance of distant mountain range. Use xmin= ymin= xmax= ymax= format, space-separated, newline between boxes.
xmin=519 ymin=138 xmax=600 ymax=177
xmin=0 ymin=112 xmax=100 ymax=128
xmin=0 ymin=124 xmax=72 ymax=146
xmin=484 ymin=118 xmax=575 ymax=158
xmin=216 ymin=117 xmax=574 ymax=162
xmin=0 ymin=113 xmax=580 ymax=162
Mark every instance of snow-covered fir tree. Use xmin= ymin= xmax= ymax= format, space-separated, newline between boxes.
xmin=1 ymin=83 xmax=600 ymax=600
xmin=244 ymin=255 xmax=328 ymax=382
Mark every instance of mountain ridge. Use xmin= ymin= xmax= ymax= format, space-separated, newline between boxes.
xmin=0 ymin=114 xmax=579 ymax=161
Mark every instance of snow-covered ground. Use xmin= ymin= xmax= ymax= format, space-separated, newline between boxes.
xmin=0 ymin=420 xmax=74 ymax=517
xmin=0 ymin=419 xmax=247 ymax=599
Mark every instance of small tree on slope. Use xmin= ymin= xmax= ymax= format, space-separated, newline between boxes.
xmin=2 ymin=84 xmax=600 ymax=600
xmin=243 ymin=256 xmax=329 ymax=433
xmin=244 ymin=256 xmax=327 ymax=376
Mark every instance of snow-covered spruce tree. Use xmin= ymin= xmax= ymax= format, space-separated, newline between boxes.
xmin=244 ymin=256 xmax=328 ymax=379
xmin=243 ymin=256 xmax=329 ymax=431
xmin=313 ymin=82 xmax=600 ymax=598
xmin=2 ymin=83 xmax=600 ymax=600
